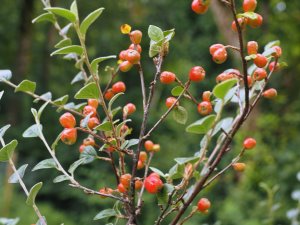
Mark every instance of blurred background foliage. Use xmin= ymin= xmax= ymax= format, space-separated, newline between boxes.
xmin=0 ymin=0 xmax=300 ymax=224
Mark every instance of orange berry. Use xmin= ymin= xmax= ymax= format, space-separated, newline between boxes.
xmin=248 ymin=13 xmax=263 ymax=28
xmin=152 ymin=144 xmax=161 ymax=152
xmin=209 ymin=44 xmax=225 ymax=55
xmin=197 ymin=198 xmax=211 ymax=212
xmin=272 ymin=46 xmax=282 ymax=58
xmin=135 ymin=180 xmax=143 ymax=190
xmin=119 ymin=60 xmax=133 ymax=72
xmin=118 ymin=183 xmax=127 ymax=193
xmin=253 ymin=68 xmax=267 ymax=81
xmin=231 ymin=18 xmax=247 ymax=32
xmin=139 ymin=151 xmax=148 ymax=162
xmin=263 ymin=88 xmax=277 ymax=99
xmin=130 ymin=30 xmax=142 ymax=44
xmin=254 ymin=54 xmax=268 ymax=68
xmin=243 ymin=0 xmax=257 ymax=12
xmin=191 ymin=0 xmax=209 ymax=14
xmin=125 ymin=49 xmax=140 ymax=64
xmin=212 ymin=48 xmax=227 ymax=64
xmin=197 ymin=101 xmax=213 ymax=116
xmin=79 ymin=144 xmax=85 ymax=153
xmin=202 ymin=91 xmax=211 ymax=102
xmin=144 ymin=174 xmax=163 ymax=194
xmin=60 ymin=128 xmax=77 ymax=145
xmin=88 ymin=117 xmax=100 ymax=129
xmin=59 ymin=112 xmax=76 ymax=128
xmin=104 ymin=88 xmax=115 ymax=100
xmin=165 ymin=97 xmax=178 ymax=108
xmin=119 ymin=50 xmax=129 ymax=61
xmin=88 ymin=99 xmax=98 ymax=109
xmin=243 ymin=137 xmax=256 ymax=149
xmin=144 ymin=140 xmax=154 ymax=151
xmin=232 ymin=162 xmax=246 ymax=172
xmin=247 ymin=41 xmax=258 ymax=55
xmin=120 ymin=173 xmax=132 ymax=188
xmin=112 ymin=81 xmax=126 ymax=93
xmin=123 ymin=103 xmax=136 ymax=115
xmin=189 ymin=66 xmax=206 ymax=82
xmin=269 ymin=61 xmax=280 ymax=72
xmin=160 ymin=71 xmax=176 ymax=84
xmin=137 ymin=160 xmax=145 ymax=170
xmin=83 ymin=105 xmax=97 ymax=117
xmin=83 ymin=137 xmax=95 ymax=146
xmin=129 ymin=44 xmax=142 ymax=53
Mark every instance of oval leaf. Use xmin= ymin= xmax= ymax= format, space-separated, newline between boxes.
xmin=74 ymin=82 xmax=99 ymax=99
xmin=23 ymin=124 xmax=42 ymax=138
xmin=32 ymin=13 xmax=55 ymax=24
xmin=51 ymin=45 xmax=83 ymax=56
xmin=90 ymin=55 xmax=116 ymax=74
xmin=186 ymin=114 xmax=216 ymax=134
xmin=0 ymin=124 xmax=11 ymax=139
xmin=15 ymin=80 xmax=36 ymax=93
xmin=171 ymin=86 xmax=184 ymax=96
xmin=45 ymin=7 xmax=76 ymax=22
xmin=173 ymin=106 xmax=188 ymax=125
xmin=94 ymin=121 xmax=113 ymax=132
xmin=32 ymin=158 xmax=57 ymax=171
xmin=26 ymin=182 xmax=43 ymax=206
xmin=8 ymin=164 xmax=28 ymax=183
xmin=94 ymin=209 xmax=117 ymax=220
xmin=213 ymin=78 xmax=238 ymax=100
xmin=0 ymin=70 xmax=12 ymax=81
xmin=148 ymin=25 xmax=164 ymax=42
xmin=0 ymin=140 xmax=18 ymax=162
xmin=53 ymin=175 xmax=69 ymax=183
xmin=80 ymin=8 xmax=104 ymax=35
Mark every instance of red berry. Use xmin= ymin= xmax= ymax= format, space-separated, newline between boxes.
xmin=209 ymin=44 xmax=225 ymax=55
xmin=119 ymin=61 xmax=133 ymax=72
xmin=83 ymin=137 xmax=95 ymax=146
xmin=144 ymin=175 xmax=163 ymax=194
xmin=202 ymin=91 xmax=211 ymax=102
xmin=160 ymin=71 xmax=176 ymax=84
xmin=88 ymin=117 xmax=100 ymax=129
xmin=88 ymin=99 xmax=98 ymax=109
xmin=144 ymin=140 xmax=154 ymax=151
xmin=120 ymin=173 xmax=132 ymax=188
xmin=263 ymin=88 xmax=277 ymax=99
xmin=118 ymin=183 xmax=127 ymax=193
xmin=139 ymin=151 xmax=148 ymax=162
xmin=130 ymin=30 xmax=142 ymax=44
xmin=123 ymin=103 xmax=136 ymax=115
xmin=243 ymin=0 xmax=257 ymax=12
xmin=248 ymin=13 xmax=263 ymax=28
xmin=119 ymin=50 xmax=128 ymax=61
xmin=59 ymin=112 xmax=76 ymax=128
xmin=197 ymin=101 xmax=213 ymax=116
xmin=104 ymin=88 xmax=115 ymax=100
xmin=231 ymin=18 xmax=247 ymax=32
xmin=272 ymin=46 xmax=282 ymax=58
xmin=197 ymin=198 xmax=211 ymax=212
xmin=254 ymin=54 xmax=268 ymax=68
xmin=189 ymin=66 xmax=206 ymax=82
xmin=125 ymin=49 xmax=140 ymax=64
xmin=60 ymin=128 xmax=77 ymax=145
xmin=212 ymin=48 xmax=227 ymax=64
xmin=149 ymin=172 xmax=160 ymax=179
xmin=269 ymin=61 xmax=280 ymax=72
xmin=165 ymin=97 xmax=178 ymax=108
xmin=191 ymin=0 xmax=209 ymax=14
xmin=129 ymin=44 xmax=142 ymax=53
xmin=253 ymin=68 xmax=267 ymax=81
xmin=247 ymin=41 xmax=258 ymax=55
xmin=83 ymin=105 xmax=97 ymax=117
xmin=243 ymin=137 xmax=256 ymax=149
xmin=112 ymin=81 xmax=126 ymax=93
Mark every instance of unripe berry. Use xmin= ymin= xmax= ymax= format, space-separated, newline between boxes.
xmin=209 ymin=44 xmax=225 ymax=55
xmin=139 ymin=151 xmax=148 ymax=162
xmin=202 ymin=91 xmax=211 ymax=102
xmin=123 ymin=103 xmax=136 ymax=115
xmin=272 ymin=46 xmax=282 ymax=58
xmin=129 ymin=44 xmax=142 ymax=53
xmin=160 ymin=71 xmax=176 ymax=84
xmin=104 ymin=88 xmax=115 ymax=100
xmin=152 ymin=144 xmax=161 ymax=152
xmin=166 ymin=97 xmax=178 ymax=108
xmin=137 ymin=160 xmax=145 ymax=170
xmin=263 ymin=88 xmax=277 ymax=99
xmin=130 ymin=30 xmax=142 ymax=44
xmin=83 ymin=105 xmax=97 ymax=117
xmin=144 ymin=174 xmax=163 ymax=194
xmin=197 ymin=101 xmax=213 ymax=116
xmin=119 ymin=50 xmax=129 ymax=61
xmin=232 ymin=162 xmax=246 ymax=172
xmin=118 ymin=183 xmax=127 ymax=193
xmin=243 ymin=137 xmax=256 ymax=149
xmin=79 ymin=144 xmax=85 ymax=153
xmin=83 ymin=137 xmax=95 ymax=146
xmin=119 ymin=61 xmax=133 ymax=72
xmin=135 ymin=180 xmax=143 ymax=190
xmin=189 ymin=66 xmax=206 ymax=82
xmin=269 ymin=61 xmax=280 ymax=72
xmin=144 ymin=140 xmax=154 ymax=151
xmin=61 ymin=128 xmax=77 ymax=145
xmin=191 ymin=0 xmax=209 ymax=14
xmin=88 ymin=117 xmax=100 ymax=129
xmin=197 ymin=198 xmax=211 ymax=212
xmin=254 ymin=54 xmax=268 ymax=68
xmin=253 ymin=68 xmax=267 ymax=81
xmin=59 ymin=112 xmax=76 ymax=128
xmin=231 ymin=18 xmax=247 ymax=32
xmin=125 ymin=49 xmax=140 ymax=64
xmin=248 ymin=13 xmax=263 ymax=28
xmin=243 ymin=0 xmax=257 ymax=12
xmin=247 ymin=41 xmax=258 ymax=55
xmin=120 ymin=173 xmax=132 ymax=188
xmin=112 ymin=81 xmax=126 ymax=93
xmin=212 ymin=48 xmax=227 ymax=64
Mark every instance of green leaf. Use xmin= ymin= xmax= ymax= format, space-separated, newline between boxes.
xmin=157 ymin=184 xmax=174 ymax=205
xmin=94 ymin=121 xmax=113 ymax=132
xmin=212 ymin=117 xmax=233 ymax=136
xmin=237 ymin=12 xmax=258 ymax=20
xmin=171 ymin=86 xmax=184 ymax=96
xmin=0 ymin=70 xmax=12 ymax=81
xmin=53 ymin=175 xmax=69 ymax=183
xmin=70 ymin=1 xmax=78 ymax=17
xmin=54 ymin=38 xmax=72 ymax=48
xmin=149 ymin=167 xmax=165 ymax=177
xmin=126 ymin=139 xmax=139 ymax=148
xmin=26 ymin=182 xmax=43 ymax=206
xmin=174 ymin=156 xmax=199 ymax=165
xmin=38 ymin=101 xmax=50 ymax=120
xmin=80 ymin=146 xmax=97 ymax=163
xmin=0 ymin=140 xmax=18 ymax=162
xmin=245 ymin=54 xmax=257 ymax=61
xmin=263 ymin=48 xmax=276 ymax=57
xmin=108 ymin=92 xmax=123 ymax=114
xmin=8 ymin=164 xmax=28 ymax=184
xmin=74 ymin=82 xmax=99 ymax=99
xmin=186 ymin=114 xmax=216 ymax=134
xmin=32 ymin=159 xmax=57 ymax=171
xmin=90 ymin=55 xmax=116 ymax=74
xmin=80 ymin=8 xmax=104 ymax=35
xmin=0 ymin=124 xmax=11 ymax=139
xmin=163 ymin=28 xmax=175 ymax=42
xmin=32 ymin=12 xmax=55 ymax=24
xmin=23 ymin=124 xmax=42 ymax=138
xmin=264 ymin=40 xmax=280 ymax=51
xmin=71 ymin=72 xmax=84 ymax=84
xmin=94 ymin=209 xmax=117 ymax=220
xmin=213 ymin=78 xmax=238 ymax=99
xmin=53 ymin=95 xmax=69 ymax=105
xmin=0 ymin=217 xmax=20 ymax=225
xmin=51 ymin=45 xmax=83 ymax=56
xmin=168 ymin=164 xmax=184 ymax=180
xmin=116 ymin=119 xmax=131 ymax=137
xmin=148 ymin=25 xmax=164 ymax=42
xmin=68 ymin=158 xmax=86 ymax=175
xmin=45 ymin=7 xmax=76 ymax=22
xmin=149 ymin=42 xmax=161 ymax=57
xmin=173 ymin=106 xmax=188 ymax=125
xmin=15 ymin=80 xmax=36 ymax=93
xmin=33 ymin=92 xmax=52 ymax=103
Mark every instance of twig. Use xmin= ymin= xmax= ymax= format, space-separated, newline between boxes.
xmin=179 ymin=207 xmax=198 ymax=225
xmin=175 ymin=77 xmax=198 ymax=105
xmin=137 ymin=63 xmax=147 ymax=110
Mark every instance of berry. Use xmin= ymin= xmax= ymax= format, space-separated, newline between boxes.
xmin=197 ymin=101 xmax=213 ymax=116
xmin=88 ymin=117 xmax=100 ymax=129
xmin=253 ymin=68 xmax=267 ymax=81
xmin=247 ymin=75 xmax=253 ymax=87
xmin=144 ymin=174 xmax=163 ymax=194
xmin=88 ymin=99 xmax=98 ymax=109
xmin=160 ymin=71 xmax=176 ymax=84
xmin=216 ymin=73 xmax=227 ymax=83
xmin=99 ymin=187 xmax=113 ymax=198
xmin=104 ymin=88 xmax=115 ymax=100
xmin=139 ymin=151 xmax=148 ymax=162
xmin=119 ymin=50 xmax=128 ymax=61
xmin=112 ymin=81 xmax=126 ymax=93
xmin=263 ymin=88 xmax=277 ymax=99
xmin=137 ymin=160 xmax=145 ymax=170
xmin=130 ymin=30 xmax=142 ymax=44
xmin=247 ymin=41 xmax=258 ymax=55
xmin=120 ymin=173 xmax=132 ymax=188
xmin=59 ymin=112 xmax=76 ymax=128
xmin=123 ymin=103 xmax=136 ymax=115
xmin=248 ymin=13 xmax=263 ymax=28
xmin=83 ymin=137 xmax=95 ymax=146
xmin=269 ymin=61 xmax=280 ymax=72
xmin=231 ymin=18 xmax=247 ymax=32
xmin=125 ymin=49 xmax=140 ymax=64
xmin=149 ymin=172 xmax=160 ymax=179
xmin=209 ymin=44 xmax=225 ymax=55
xmin=144 ymin=140 xmax=154 ymax=151
xmin=243 ymin=0 xmax=257 ymax=12
xmin=202 ymin=91 xmax=211 ymax=102
xmin=152 ymin=144 xmax=161 ymax=152
xmin=118 ymin=183 xmax=127 ymax=193
xmin=166 ymin=97 xmax=178 ymax=108
xmin=254 ymin=54 xmax=268 ymax=68
xmin=119 ymin=61 xmax=133 ymax=72
xmin=189 ymin=66 xmax=206 ymax=82
xmin=272 ymin=46 xmax=282 ymax=58
xmin=212 ymin=48 xmax=227 ymax=64
xmin=191 ymin=0 xmax=209 ymax=14
xmin=197 ymin=198 xmax=211 ymax=212
xmin=129 ymin=44 xmax=142 ymax=53
xmin=232 ymin=162 xmax=246 ymax=172
xmin=61 ymin=128 xmax=77 ymax=145
xmin=83 ymin=105 xmax=97 ymax=117
xmin=135 ymin=180 xmax=143 ymax=190
xmin=79 ymin=144 xmax=85 ymax=153
xmin=243 ymin=137 xmax=256 ymax=149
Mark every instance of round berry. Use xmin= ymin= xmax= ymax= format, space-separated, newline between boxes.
xmin=243 ymin=137 xmax=256 ymax=149
xmin=231 ymin=18 xmax=247 ymax=32
xmin=152 ymin=144 xmax=161 ymax=152
xmin=112 ymin=81 xmax=126 ymax=93
xmin=88 ymin=99 xmax=98 ymax=109
xmin=247 ymin=75 xmax=253 ymax=87
xmin=125 ymin=49 xmax=140 ymax=64
xmin=248 ymin=13 xmax=263 ymax=28
xmin=130 ymin=30 xmax=142 ymax=44
xmin=144 ymin=140 xmax=154 ymax=151
xmin=254 ymin=54 xmax=268 ymax=68
xmin=119 ymin=50 xmax=128 ymax=61
xmin=104 ymin=88 xmax=115 ymax=100
xmin=253 ymin=68 xmax=267 ymax=81
xmin=272 ymin=46 xmax=282 ymax=58
xmin=144 ymin=175 xmax=163 ymax=194
xmin=232 ymin=162 xmax=246 ymax=172
xmin=269 ymin=61 xmax=280 ymax=72
xmin=189 ymin=66 xmax=206 ymax=82
xmin=119 ymin=61 xmax=133 ymax=72
xmin=137 ymin=160 xmax=145 ymax=170
xmin=120 ymin=173 xmax=131 ymax=188
xmin=262 ymin=88 xmax=277 ymax=99
xmin=197 ymin=198 xmax=211 ymax=212
xmin=160 ymin=71 xmax=176 ymax=84
xmin=83 ymin=105 xmax=97 ymax=117
xmin=139 ymin=151 xmax=148 ymax=162
xmin=88 ymin=117 xmax=100 ymax=129
xmin=209 ymin=44 xmax=225 ymax=55
xmin=59 ymin=112 xmax=76 ymax=128
xmin=135 ymin=180 xmax=143 ymax=190
xmin=197 ymin=101 xmax=213 ymax=116
xmin=149 ymin=172 xmax=160 ymax=179
xmin=202 ymin=91 xmax=211 ymax=102
xmin=243 ymin=0 xmax=257 ymax=12
xmin=165 ymin=97 xmax=178 ymax=108
xmin=83 ymin=137 xmax=95 ymax=146
xmin=129 ymin=44 xmax=142 ymax=53
xmin=247 ymin=41 xmax=258 ymax=55
xmin=191 ymin=0 xmax=209 ymax=14
xmin=60 ymin=128 xmax=77 ymax=145
xmin=123 ymin=103 xmax=136 ymax=115
xmin=99 ymin=187 xmax=113 ymax=198
xmin=118 ymin=183 xmax=127 ymax=193
xmin=212 ymin=48 xmax=227 ymax=64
